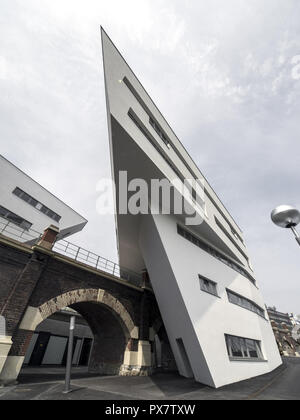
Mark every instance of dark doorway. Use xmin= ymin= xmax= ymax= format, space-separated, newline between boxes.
xmin=79 ymin=338 xmax=93 ymax=366
xmin=29 ymin=332 xmax=50 ymax=366
xmin=62 ymin=337 xmax=79 ymax=366
xmin=176 ymin=338 xmax=194 ymax=378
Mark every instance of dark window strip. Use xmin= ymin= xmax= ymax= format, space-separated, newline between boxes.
xmin=123 ymin=76 xmax=244 ymax=241
xmin=13 ymin=187 xmax=61 ymax=223
xmin=177 ymin=224 xmax=256 ymax=286
xmin=0 ymin=205 xmax=32 ymax=230
xmin=227 ymin=289 xmax=265 ymax=319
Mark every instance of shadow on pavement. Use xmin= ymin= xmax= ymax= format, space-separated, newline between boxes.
xmin=18 ymin=367 xmax=102 ymax=385
xmin=150 ymin=372 xmax=207 ymax=398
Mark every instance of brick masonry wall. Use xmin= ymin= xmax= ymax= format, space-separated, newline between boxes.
xmin=28 ymin=257 xmax=145 ymax=332
xmin=2 ymin=250 xmax=50 ymax=336
xmin=0 ymin=238 xmax=161 ymax=344
xmin=0 ymin=242 xmax=31 ymax=315
xmin=9 ymin=329 xmax=34 ymax=357
xmin=0 ymin=238 xmax=177 ymax=380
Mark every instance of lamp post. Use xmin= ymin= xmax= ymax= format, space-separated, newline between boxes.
xmin=63 ymin=315 xmax=76 ymax=394
xmin=271 ymin=205 xmax=300 ymax=247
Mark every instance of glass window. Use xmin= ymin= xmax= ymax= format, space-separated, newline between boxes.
xmin=12 ymin=187 xmax=61 ymax=223
xmin=40 ymin=206 xmax=49 ymax=215
xmin=0 ymin=206 xmax=8 ymax=218
xmin=246 ymin=339 xmax=261 ymax=358
xmin=177 ymin=225 xmax=256 ymax=286
xmin=227 ymin=289 xmax=265 ymax=318
xmin=28 ymin=197 xmax=39 ymax=207
xmin=21 ymin=192 xmax=31 ymax=204
xmin=20 ymin=220 xmax=33 ymax=230
xmin=6 ymin=212 xmax=23 ymax=225
xmin=225 ymin=335 xmax=263 ymax=360
xmin=13 ymin=187 xmax=23 ymax=198
xmin=230 ymin=337 xmax=243 ymax=358
xmin=199 ymin=276 xmax=218 ymax=297
xmin=0 ymin=205 xmax=32 ymax=230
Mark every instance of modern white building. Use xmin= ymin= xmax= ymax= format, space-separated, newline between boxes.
xmin=101 ymin=29 xmax=282 ymax=388
xmin=0 ymin=154 xmax=87 ymax=242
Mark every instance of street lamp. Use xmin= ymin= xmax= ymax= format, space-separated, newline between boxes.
xmin=63 ymin=315 xmax=76 ymax=394
xmin=271 ymin=205 xmax=300 ymax=247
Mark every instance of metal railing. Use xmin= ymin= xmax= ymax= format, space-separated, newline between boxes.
xmin=52 ymin=239 xmax=143 ymax=287
xmin=0 ymin=218 xmax=143 ymax=288
xmin=0 ymin=219 xmax=42 ymax=245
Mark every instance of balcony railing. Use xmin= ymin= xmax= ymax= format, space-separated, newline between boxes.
xmin=0 ymin=219 xmax=42 ymax=245
xmin=0 ymin=219 xmax=143 ymax=288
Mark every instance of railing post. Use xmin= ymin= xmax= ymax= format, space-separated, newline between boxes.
xmin=75 ymin=246 xmax=80 ymax=261
xmin=96 ymin=256 xmax=100 ymax=269
xmin=1 ymin=221 xmax=10 ymax=234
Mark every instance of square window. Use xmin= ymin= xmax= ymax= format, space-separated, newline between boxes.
xmin=200 ymin=276 xmax=218 ymax=297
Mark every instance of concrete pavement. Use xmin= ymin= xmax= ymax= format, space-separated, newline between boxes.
xmin=0 ymin=358 xmax=299 ymax=400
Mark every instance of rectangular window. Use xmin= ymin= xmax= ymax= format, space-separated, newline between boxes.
xmin=225 ymin=334 xmax=264 ymax=361
xmin=227 ymin=289 xmax=265 ymax=318
xmin=13 ymin=187 xmax=61 ymax=223
xmin=177 ymin=225 xmax=256 ymax=286
xmin=199 ymin=276 xmax=218 ymax=297
xmin=0 ymin=205 xmax=32 ymax=230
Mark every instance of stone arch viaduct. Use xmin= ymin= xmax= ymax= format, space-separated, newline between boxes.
xmin=0 ymin=227 xmax=175 ymax=385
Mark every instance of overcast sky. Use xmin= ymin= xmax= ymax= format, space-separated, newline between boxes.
xmin=1 ymin=0 xmax=300 ymax=315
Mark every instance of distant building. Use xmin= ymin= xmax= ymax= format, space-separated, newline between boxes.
xmin=0 ymin=155 xmax=91 ymax=367
xmin=267 ymin=307 xmax=294 ymax=330
xmin=290 ymin=314 xmax=300 ymax=327
xmin=267 ymin=307 xmax=300 ymax=357
xmin=0 ymin=154 xmax=87 ymax=242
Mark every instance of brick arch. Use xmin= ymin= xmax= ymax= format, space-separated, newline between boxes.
xmin=20 ymin=288 xmax=138 ymax=339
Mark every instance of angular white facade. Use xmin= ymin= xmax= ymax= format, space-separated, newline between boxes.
xmin=101 ymin=29 xmax=282 ymax=388
xmin=0 ymin=154 xmax=87 ymax=241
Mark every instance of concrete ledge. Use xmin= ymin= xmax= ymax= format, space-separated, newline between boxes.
xmin=0 ymin=336 xmax=13 ymax=377
xmin=0 ymin=234 xmax=33 ymax=254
